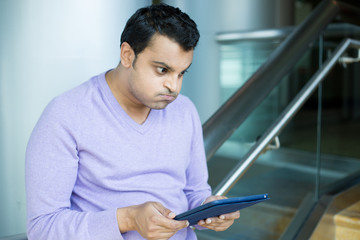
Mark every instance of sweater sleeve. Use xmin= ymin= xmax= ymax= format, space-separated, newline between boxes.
xmin=25 ymin=98 xmax=123 ymax=240
xmin=183 ymin=100 xmax=212 ymax=210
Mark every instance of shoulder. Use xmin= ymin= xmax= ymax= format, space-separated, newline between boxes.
xmin=55 ymin=76 xmax=97 ymax=103
xmin=47 ymin=75 xmax=99 ymax=112
xmin=39 ymin=74 xmax=101 ymax=126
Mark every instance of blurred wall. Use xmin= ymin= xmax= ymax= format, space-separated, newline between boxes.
xmin=0 ymin=0 xmax=151 ymax=237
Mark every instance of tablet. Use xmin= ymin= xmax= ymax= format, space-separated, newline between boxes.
xmin=174 ymin=193 xmax=270 ymax=226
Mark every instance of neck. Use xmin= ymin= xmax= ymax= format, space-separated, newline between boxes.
xmin=105 ymin=66 xmax=150 ymax=124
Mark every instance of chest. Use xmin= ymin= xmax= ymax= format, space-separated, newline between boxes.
xmin=74 ymin=110 xmax=194 ymax=183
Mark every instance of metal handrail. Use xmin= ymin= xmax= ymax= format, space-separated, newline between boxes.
xmin=216 ymin=23 xmax=360 ymax=42
xmin=214 ymin=38 xmax=360 ymax=195
xmin=203 ymin=0 xmax=360 ymax=161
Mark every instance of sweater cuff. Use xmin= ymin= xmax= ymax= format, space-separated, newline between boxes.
xmin=88 ymin=209 xmax=123 ymax=240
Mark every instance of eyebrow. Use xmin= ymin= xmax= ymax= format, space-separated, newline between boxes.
xmin=152 ymin=61 xmax=192 ymax=73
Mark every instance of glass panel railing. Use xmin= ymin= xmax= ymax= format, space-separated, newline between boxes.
xmin=219 ymin=40 xmax=284 ymax=105
xmin=206 ymin=36 xmax=287 ymax=188
xmin=199 ymin=39 xmax=315 ymax=240
xmin=197 ymin=24 xmax=360 ymax=240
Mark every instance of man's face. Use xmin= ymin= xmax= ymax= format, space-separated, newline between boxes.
xmin=127 ymin=34 xmax=194 ymax=110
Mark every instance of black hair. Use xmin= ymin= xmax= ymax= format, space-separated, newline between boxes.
xmin=120 ymin=3 xmax=200 ymax=56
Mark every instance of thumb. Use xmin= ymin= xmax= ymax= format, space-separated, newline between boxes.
xmin=153 ymin=202 xmax=176 ymax=219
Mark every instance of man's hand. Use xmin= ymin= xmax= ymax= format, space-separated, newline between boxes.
xmin=197 ymin=195 xmax=240 ymax=231
xmin=117 ymin=202 xmax=189 ymax=240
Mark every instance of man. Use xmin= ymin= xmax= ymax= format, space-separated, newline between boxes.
xmin=26 ymin=4 xmax=239 ymax=240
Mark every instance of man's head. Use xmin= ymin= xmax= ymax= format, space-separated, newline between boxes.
xmin=114 ymin=4 xmax=198 ymax=113
xmin=120 ymin=3 xmax=200 ymax=57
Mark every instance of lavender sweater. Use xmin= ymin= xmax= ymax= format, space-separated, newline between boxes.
xmin=25 ymin=72 xmax=212 ymax=240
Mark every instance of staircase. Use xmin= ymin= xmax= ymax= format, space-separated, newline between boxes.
xmin=195 ymin=144 xmax=360 ymax=239
xmin=335 ymin=201 xmax=360 ymax=239
xmin=311 ymin=184 xmax=360 ymax=240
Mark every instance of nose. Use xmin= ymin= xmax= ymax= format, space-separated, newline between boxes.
xmin=163 ymin=76 xmax=178 ymax=93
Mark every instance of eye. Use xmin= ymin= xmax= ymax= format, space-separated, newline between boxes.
xmin=156 ymin=67 xmax=168 ymax=74
xmin=179 ymin=70 xmax=188 ymax=77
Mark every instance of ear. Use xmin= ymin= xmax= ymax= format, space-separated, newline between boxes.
xmin=120 ymin=42 xmax=135 ymax=68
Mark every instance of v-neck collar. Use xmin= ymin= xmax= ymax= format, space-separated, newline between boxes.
xmin=97 ymin=71 xmax=158 ymax=134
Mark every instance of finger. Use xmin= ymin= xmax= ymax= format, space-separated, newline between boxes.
xmin=205 ymin=216 xmax=225 ymax=225
xmin=197 ymin=217 xmax=221 ymax=226
xmin=198 ymin=214 xmax=237 ymax=228
xmin=203 ymin=195 xmax=227 ymax=205
xmin=152 ymin=203 xmax=190 ymax=228
xmin=200 ymin=218 xmax=234 ymax=232
xmin=156 ymin=219 xmax=189 ymax=232
xmin=198 ymin=223 xmax=230 ymax=232
xmin=153 ymin=202 xmax=173 ymax=218
xmin=198 ymin=209 xmax=239 ymax=224
xmin=167 ymin=211 xmax=176 ymax=219
xmin=219 ymin=210 xmax=240 ymax=220
xmin=209 ymin=224 xmax=232 ymax=232
xmin=152 ymin=210 xmax=189 ymax=230
xmin=169 ymin=219 xmax=189 ymax=230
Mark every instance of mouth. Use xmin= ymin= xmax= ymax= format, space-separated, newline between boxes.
xmin=159 ymin=93 xmax=177 ymax=101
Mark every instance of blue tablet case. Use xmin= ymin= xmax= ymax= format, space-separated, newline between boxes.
xmin=174 ymin=193 xmax=270 ymax=226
